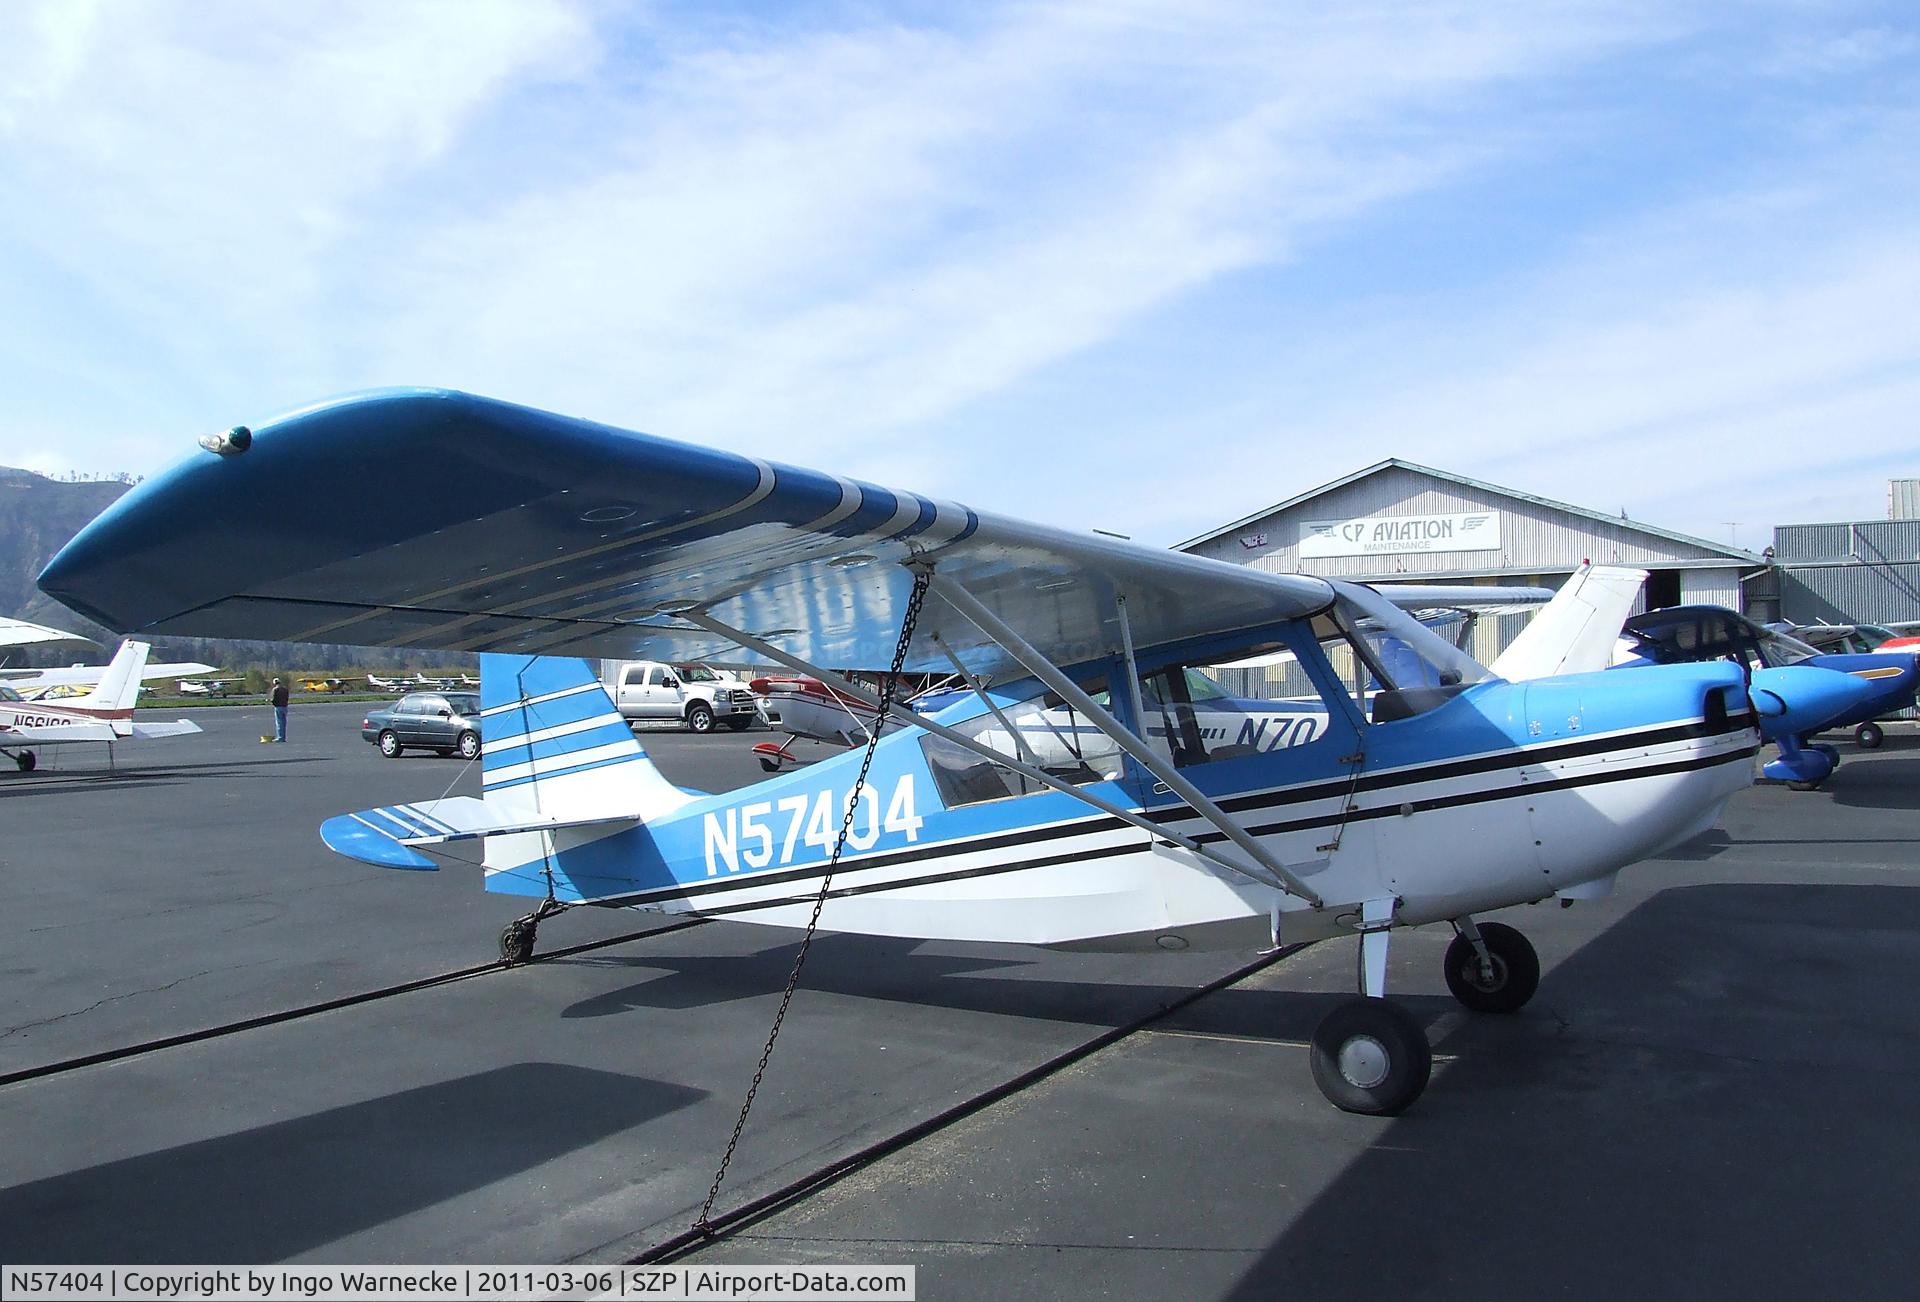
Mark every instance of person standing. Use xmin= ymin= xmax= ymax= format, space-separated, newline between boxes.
xmin=269 ymin=676 xmax=289 ymax=743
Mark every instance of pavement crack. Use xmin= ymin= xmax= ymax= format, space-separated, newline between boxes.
xmin=0 ymin=961 xmax=268 ymax=1043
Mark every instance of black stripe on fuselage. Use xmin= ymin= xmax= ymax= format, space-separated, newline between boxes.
xmin=598 ymin=731 xmax=1758 ymax=916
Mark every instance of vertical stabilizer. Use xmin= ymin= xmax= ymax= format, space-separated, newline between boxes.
xmin=1492 ymin=565 xmax=1649 ymax=682
xmin=478 ymin=654 xmax=693 ymax=824
xmin=74 ymin=639 xmax=151 ymax=732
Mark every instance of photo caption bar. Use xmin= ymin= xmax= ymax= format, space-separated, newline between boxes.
xmin=1 ymin=1265 xmax=915 ymax=1302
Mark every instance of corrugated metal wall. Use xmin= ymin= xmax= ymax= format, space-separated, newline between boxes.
xmin=1188 ymin=464 xmax=1743 ymax=579
xmin=1779 ymin=565 xmax=1920 ymax=626
xmin=1774 ymin=520 xmax=1920 ymax=564
xmin=1890 ymin=479 xmax=1920 ymax=520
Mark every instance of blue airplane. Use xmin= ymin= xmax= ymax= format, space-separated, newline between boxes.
xmin=40 ymin=389 xmax=1762 ymax=1115
xmin=1615 ymin=605 xmax=1915 ymax=789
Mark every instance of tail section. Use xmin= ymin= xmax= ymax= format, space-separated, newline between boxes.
xmin=478 ymin=653 xmax=691 ymax=823
xmin=1492 ymin=565 xmax=1647 ymax=682
xmin=320 ymin=655 xmax=692 ymax=883
xmin=73 ymin=639 xmax=151 ymax=734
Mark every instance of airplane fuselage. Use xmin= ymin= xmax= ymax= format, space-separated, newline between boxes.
xmin=480 ymin=642 xmax=1756 ymax=951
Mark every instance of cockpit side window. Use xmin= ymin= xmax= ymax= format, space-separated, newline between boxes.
xmin=1134 ymin=626 xmax=1346 ymax=769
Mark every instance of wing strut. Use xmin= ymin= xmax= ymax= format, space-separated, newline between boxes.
xmin=922 ymin=569 xmax=1325 ymax=908
xmin=675 ymin=607 xmax=1303 ymax=898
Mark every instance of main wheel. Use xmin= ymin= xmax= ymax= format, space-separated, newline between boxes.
xmin=724 ymin=716 xmax=752 ymax=732
xmin=686 ymin=702 xmax=715 ymax=733
xmin=14 ymin=751 xmax=36 ymax=772
xmin=1309 ymin=998 xmax=1432 ymax=1115
xmin=457 ymin=730 xmax=481 ymax=760
xmin=499 ymin=919 xmax=537 ymax=966
xmin=378 ymin=730 xmax=403 ymax=758
xmin=1788 ymin=778 xmax=1824 ymax=792
xmin=1857 ymin=722 xmax=1885 ymax=749
xmin=1443 ymin=921 xmax=1540 ymax=1013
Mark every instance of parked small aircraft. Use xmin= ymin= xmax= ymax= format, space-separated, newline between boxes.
xmin=39 ymin=390 xmax=1763 ymax=1113
xmin=365 ymin=673 xmax=412 ymax=692
xmin=178 ymin=676 xmax=246 ymax=697
xmin=301 ymin=676 xmax=356 ymax=694
xmin=1614 ymin=605 xmax=1910 ymax=784
xmin=1 ymin=640 xmax=201 ymax=771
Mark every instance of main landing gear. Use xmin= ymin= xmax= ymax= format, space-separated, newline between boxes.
xmin=9 ymin=749 xmax=35 ymax=772
xmin=1308 ymin=906 xmax=1540 ymax=1115
xmin=498 ymin=898 xmax=570 ymax=967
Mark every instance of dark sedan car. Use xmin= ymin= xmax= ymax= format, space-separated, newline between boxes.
xmin=361 ymin=691 xmax=482 ymax=759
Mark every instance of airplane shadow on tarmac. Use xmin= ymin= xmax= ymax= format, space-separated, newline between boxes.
xmin=1826 ymin=755 xmax=1920 ymax=811
xmin=1223 ymin=882 xmax=1920 ymax=1302
xmin=0 ymin=1064 xmax=704 ymax=1264
xmin=555 ymin=935 xmax=1440 ymax=1051
xmin=0 ymin=757 xmax=328 ymax=798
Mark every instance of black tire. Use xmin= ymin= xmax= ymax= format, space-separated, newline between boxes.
xmin=723 ymin=716 xmax=752 ymax=732
xmin=457 ymin=731 xmax=481 ymax=760
xmin=378 ymin=730 xmax=402 ymax=758
xmin=15 ymin=751 xmax=36 ymax=772
xmin=1309 ymin=997 xmax=1432 ymax=1115
xmin=1857 ymin=722 xmax=1885 ymax=749
xmin=499 ymin=920 xmax=536 ymax=966
xmin=1788 ymin=778 xmax=1822 ymax=792
xmin=686 ymin=702 xmax=715 ymax=733
xmin=1443 ymin=921 xmax=1540 ymax=1013
xmin=758 ymin=755 xmax=781 ymax=772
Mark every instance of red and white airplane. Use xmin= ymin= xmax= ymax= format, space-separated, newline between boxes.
xmin=0 ymin=640 xmax=201 ymax=772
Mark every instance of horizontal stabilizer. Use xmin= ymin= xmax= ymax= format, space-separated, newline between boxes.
xmin=130 ymin=719 xmax=202 ymax=739
xmin=1 ymin=721 xmax=119 ymax=744
xmin=319 ymin=797 xmax=640 ymax=871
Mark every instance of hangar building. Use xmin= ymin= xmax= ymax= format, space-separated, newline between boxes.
xmin=1175 ymin=457 xmax=1763 ymax=672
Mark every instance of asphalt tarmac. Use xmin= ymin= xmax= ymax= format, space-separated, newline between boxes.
xmin=2 ymin=702 xmax=1917 ymax=1299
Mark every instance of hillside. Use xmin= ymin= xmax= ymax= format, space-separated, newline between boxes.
xmin=0 ymin=466 xmax=468 ymax=673
xmin=0 ymin=468 xmax=131 ymax=643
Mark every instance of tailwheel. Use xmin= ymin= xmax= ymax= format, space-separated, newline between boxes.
xmin=498 ymin=899 xmax=567 ymax=966
xmin=1310 ymin=997 xmax=1431 ymax=1115
xmin=499 ymin=918 xmax=537 ymax=966
xmin=1444 ymin=920 xmax=1540 ymax=1013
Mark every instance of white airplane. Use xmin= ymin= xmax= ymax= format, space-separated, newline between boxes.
xmin=1 ymin=639 xmax=202 ymax=771
xmin=365 ymin=673 xmax=413 ymax=692
xmin=39 ymin=390 xmax=1760 ymax=1114
xmin=177 ymin=676 xmax=246 ymax=697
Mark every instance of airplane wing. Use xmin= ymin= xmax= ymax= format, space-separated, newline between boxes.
xmin=40 ymin=389 xmax=1338 ymax=681
xmin=0 ymin=617 xmax=98 ymax=657
xmin=0 ymin=660 xmax=217 ymax=689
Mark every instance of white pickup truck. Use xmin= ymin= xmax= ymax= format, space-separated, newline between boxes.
xmin=610 ymin=662 xmax=760 ymax=732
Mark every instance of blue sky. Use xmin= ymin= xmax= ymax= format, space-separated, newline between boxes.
xmin=2 ymin=1 xmax=1915 ymax=549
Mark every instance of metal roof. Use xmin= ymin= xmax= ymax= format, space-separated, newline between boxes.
xmin=1174 ymin=456 xmax=1762 ymax=564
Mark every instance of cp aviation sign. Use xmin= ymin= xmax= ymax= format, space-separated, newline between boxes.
xmin=1301 ymin=511 xmax=1500 ymax=559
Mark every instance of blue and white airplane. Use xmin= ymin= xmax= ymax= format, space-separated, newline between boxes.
xmin=39 ymin=390 xmax=1761 ymax=1114
xmin=1613 ymin=605 xmax=1909 ymax=789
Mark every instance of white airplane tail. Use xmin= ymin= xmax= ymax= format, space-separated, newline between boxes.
xmin=1491 ymin=564 xmax=1649 ymax=682
xmin=320 ymin=654 xmax=693 ymax=873
xmin=72 ymin=640 xmax=151 ymax=733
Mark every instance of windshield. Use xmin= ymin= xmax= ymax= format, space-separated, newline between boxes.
xmin=1333 ymin=582 xmax=1491 ymax=689
xmin=676 ymin=665 xmax=720 ymax=683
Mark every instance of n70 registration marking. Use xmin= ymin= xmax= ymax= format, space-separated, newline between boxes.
xmin=703 ymin=774 xmax=923 ymax=876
